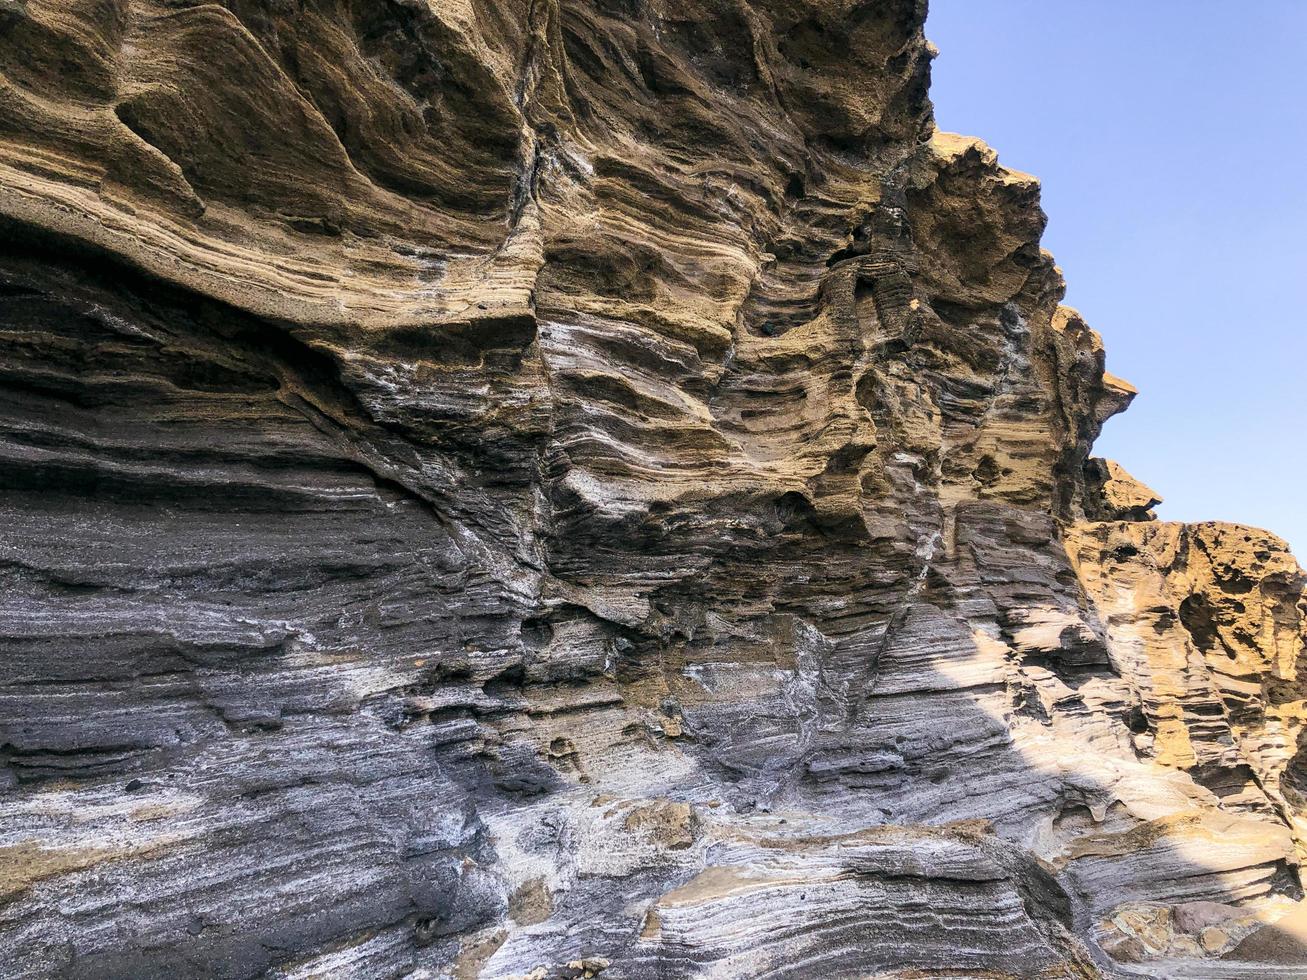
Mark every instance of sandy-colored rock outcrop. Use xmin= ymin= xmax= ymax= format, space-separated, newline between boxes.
xmin=1 ymin=1 xmax=1303 ymax=977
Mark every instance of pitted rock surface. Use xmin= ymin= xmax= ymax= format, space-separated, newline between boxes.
xmin=2 ymin=2 xmax=1305 ymax=978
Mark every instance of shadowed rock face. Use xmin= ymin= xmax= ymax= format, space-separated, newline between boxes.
xmin=1 ymin=1 xmax=1304 ymax=977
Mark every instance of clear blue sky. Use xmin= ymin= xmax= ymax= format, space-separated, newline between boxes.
xmin=926 ymin=1 xmax=1307 ymax=557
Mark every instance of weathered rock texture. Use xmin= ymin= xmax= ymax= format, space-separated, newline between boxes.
xmin=1 ymin=2 xmax=1304 ymax=978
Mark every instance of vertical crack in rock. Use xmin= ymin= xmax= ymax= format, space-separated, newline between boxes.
xmin=1 ymin=2 xmax=1304 ymax=977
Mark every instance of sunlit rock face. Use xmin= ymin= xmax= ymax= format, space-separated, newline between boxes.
xmin=1 ymin=1 xmax=1304 ymax=977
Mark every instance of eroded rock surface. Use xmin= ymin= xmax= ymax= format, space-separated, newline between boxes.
xmin=1 ymin=1 xmax=1304 ymax=977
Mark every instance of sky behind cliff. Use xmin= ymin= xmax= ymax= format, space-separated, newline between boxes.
xmin=927 ymin=0 xmax=1307 ymax=557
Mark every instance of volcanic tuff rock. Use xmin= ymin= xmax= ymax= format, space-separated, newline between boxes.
xmin=1 ymin=1 xmax=1304 ymax=977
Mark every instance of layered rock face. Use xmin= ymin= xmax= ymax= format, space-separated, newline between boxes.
xmin=2 ymin=1 xmax=1305 ymax=977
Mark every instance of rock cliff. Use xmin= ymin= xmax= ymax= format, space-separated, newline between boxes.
xmin=1 ymin=1 xmax=1304 ymax=977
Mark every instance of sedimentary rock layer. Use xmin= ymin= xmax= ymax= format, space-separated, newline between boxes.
xmin=1 ymin=1 xmax=1304 ymax=977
